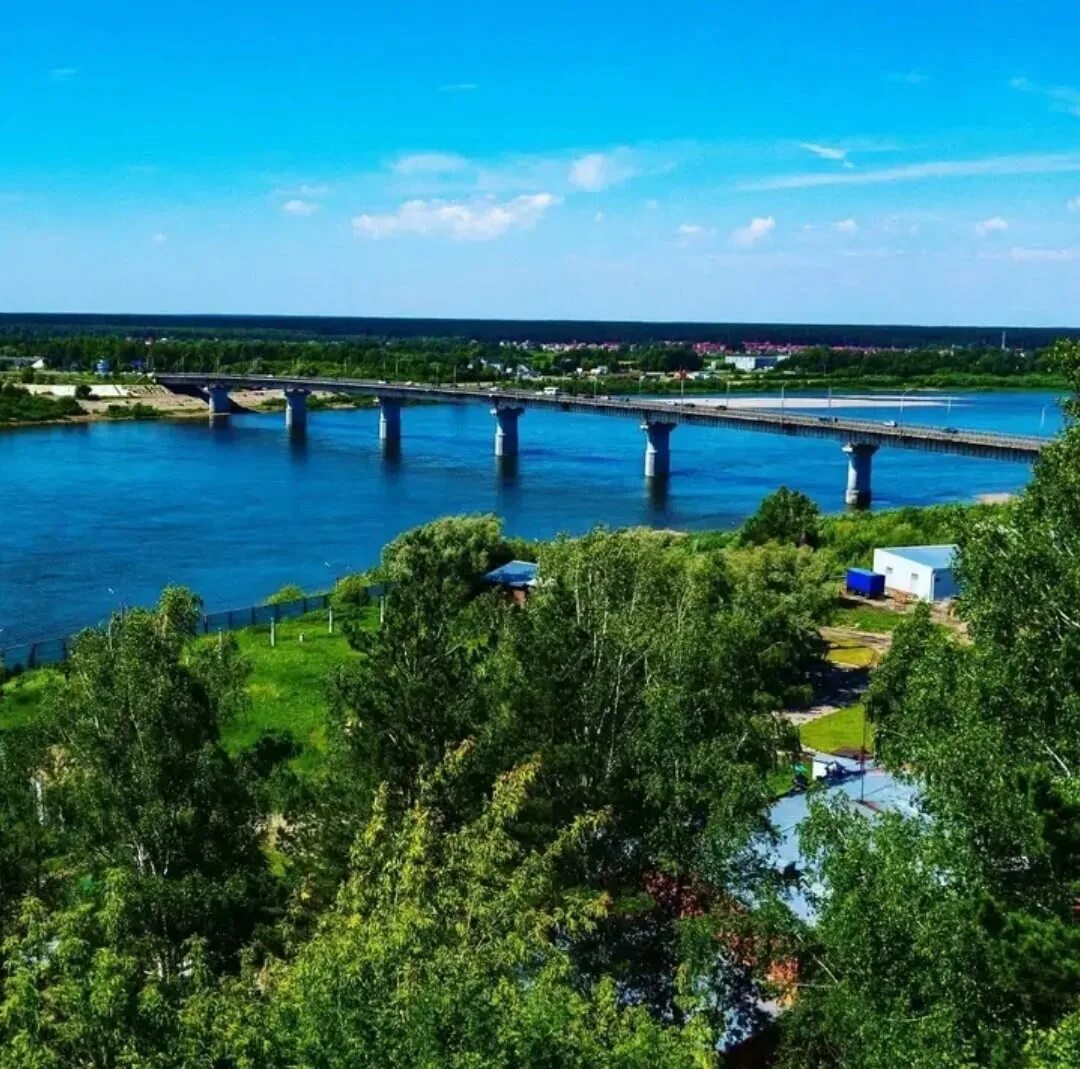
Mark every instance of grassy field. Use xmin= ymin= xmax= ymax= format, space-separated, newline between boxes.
xmin=1 ymin=609 xmax=375 ymax=774
xmin=800 ymin=703 xmax=874 ymax=755
xmin=0 ymin=668 xmax=62 ymax=730
xmin=832 ymin=602 xmax=908 ymax=633
xmin=217 ymin=608 xmax=375 ymax=772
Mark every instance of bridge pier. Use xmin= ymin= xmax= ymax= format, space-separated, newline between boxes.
xmin=843 ymin=442 xmax=878 ymax=509
xmin=642 ymin=420 xmax=675 ymax=478
xmin=378 ymin=397 xmax=402 ymax=443
xmin=284 ymin=388 xmax=309 ymax=431
xmin=207 ymin=383 xmax=232 ymax=418
xmin=492 ymin=405 xmax=524 ymax=457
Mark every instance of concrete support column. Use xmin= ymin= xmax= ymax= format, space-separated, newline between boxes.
xmin=207 ymin=383 xmax=232 ymax=418
xmin=641 ymin=420 xmax=675 ymax=478
xmin=843 ymin=442 xmax=878 ymax=509
xmin=378 ymin=397 xmax=402 ymax=442
xmin=284 ymin=388 xmax=309 ymax=430
xmin=492 ymin=405 xmax=524 ymax=457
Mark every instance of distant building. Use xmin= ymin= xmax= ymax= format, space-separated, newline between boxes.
xmin=724 ymin=354 xmax=782 ymax=372
xmin=872 ymin=544 xmax=957 ymax=602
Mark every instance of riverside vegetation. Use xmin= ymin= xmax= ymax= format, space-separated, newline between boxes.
xmin=0 ymin=342 xmax=1078 ymax=1066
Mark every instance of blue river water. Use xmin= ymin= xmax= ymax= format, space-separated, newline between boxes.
xmin=0 ymin=389 xmax=1065 ymax=645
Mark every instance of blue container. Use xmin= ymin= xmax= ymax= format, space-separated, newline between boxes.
xmin=846 ymin=567 xmax=885 ymax=598
xmin=95 ymin=359 xmax=111 ymax=375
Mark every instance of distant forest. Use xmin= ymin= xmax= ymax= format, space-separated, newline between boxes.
xmin=1 ymin=312 xmax=1078 ymax=349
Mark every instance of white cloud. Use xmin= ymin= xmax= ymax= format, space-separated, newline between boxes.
xmin=798 ymin=142 xmax=854 ymax=168
xmin=568 ymin=150 xmax=639 ymax=191
xmin=1069 ymin=196 xmax=1080 ymax=212
xmin=150 ymin=232 xmax=167 ymax=245
xmin=392 ymin=152 xmax=469 ymax=176
xmin=833 ymin=218 xmax=858 ymax=234
xmin=50 ymin=66 xmax=78 ymax=81
xmin=594 ymin=210 xmax=606 ymax=223
xmin=731 ymin=216 xmax=775 ymax=248
xmin=1010 ymin=76 xmax=1080 ymax=117
xmin=742 ymin=152 xmax=1080 ymax=190
xmin=1009 ymin=246 xmax=1078 ymax=262
xmin=352 ymin=193 xmax=561 ymax=241
xmin=278 ymin=183 xmax=331 ymax=197
xmin=438 ymin=82 xmax=477 ymax=92
xmin=677 ymin=223 xmax=709 ymax=236
xmin=283 ymin=199 xmax=319 ymax=216
xmin=974 ymin=216 xmax=1008 ymax=237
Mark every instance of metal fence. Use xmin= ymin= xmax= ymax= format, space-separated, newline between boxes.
xmin=0 ymin=588 xmax=380 ymax=674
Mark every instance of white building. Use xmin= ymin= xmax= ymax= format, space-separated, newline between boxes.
xmin=872 ymin=544 xmax=958 ymax=602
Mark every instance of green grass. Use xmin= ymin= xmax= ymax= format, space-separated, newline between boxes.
xmin=832 ymin=603 xmax=907 ymax=633
xmin=0 ymin=668 xmax=62 ymax=729
xmin=2 ymin=609 xmax=376 ymax=776
xmin=800 ymin=703 xmax=874 ymax=755
xmin=221 ymin=607 xmax=377 ymax=773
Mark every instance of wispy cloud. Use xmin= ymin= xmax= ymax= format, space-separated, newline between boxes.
xmin=731 ymin=216 xmax=775 ymax=248
xmin=742 ymin=152 xmax=1080 ymax=191
xmin=1008 ymin=246 xmax=1078 ymax=262
xmin=798 ymin=141 xmax=853 ymax=168
xmin=438 ymin=82 xmax=478 ymax=92
xmin=1010 ymin=77 xmax=1080 ymax=117
xmin=885 ymin=70 xmax=930 ymax=86
xmin=677 ymin=223 xmax=712 ymax=236
xmin=150 ymin=232 xmax=167 ymax=245
xmin=832 ymin=218 xmax=858 ymax=234
xmin=1068 ymin=196 xmax=1080 ymax=212
xmin=50 ymin=66 xmax=78 ymax=81
xmin=392 ymin=152 xmax=469 ymax=176
xmin=276 ymin=182 xmax=331 ymax=197
xmin=282 ymin=199 xmax=319 ymax=216
xmin=568 ymin=149 xmax=640 ymax=191
xmin=352 ymin=193 xmax=561 ymax=241
xmin=974 ymin=216 xmax=1008 ymax=237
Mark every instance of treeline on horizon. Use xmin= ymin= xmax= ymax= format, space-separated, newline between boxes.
xmin=0 ymin=331 xmax=1071 ymax=388
xmin=1 ymin=311 xmax=1078 ymax=349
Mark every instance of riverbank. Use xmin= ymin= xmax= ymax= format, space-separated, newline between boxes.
xmin=0 ymin=385 xmax=376 ymax=430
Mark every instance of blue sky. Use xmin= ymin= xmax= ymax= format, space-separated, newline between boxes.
xmin=2 ymin=1 xmax=1078 ymax=325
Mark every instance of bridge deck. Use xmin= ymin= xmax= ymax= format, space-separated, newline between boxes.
xmin=156 ymin=373 xmax=1048 ymax=463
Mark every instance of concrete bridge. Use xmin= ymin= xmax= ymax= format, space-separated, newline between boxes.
xmin=156 ymin=372 xmax=1049 ymax=508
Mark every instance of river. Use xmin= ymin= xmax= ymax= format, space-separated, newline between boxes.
xmin=0 ymin=389 xmax=1064 ymax=645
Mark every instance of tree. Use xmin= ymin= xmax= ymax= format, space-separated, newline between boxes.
xmin=740 ymin=487 xmax=821 ymax=548
xmin=781 ymin=339 xmax=1080 ymax=1067
xmin=200 ymin=757 xmax=714 ymax=1069
xmin=43 ymin=588 xmax=277 ymax=978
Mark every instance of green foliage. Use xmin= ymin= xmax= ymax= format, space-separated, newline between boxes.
xmin=0 ymin=383 xmax=82 ymax=423
xmin=42 ymin=588 xmax=278 ymax=975
xmin=227 ymin=759 xmax=714 ymax=1069
xmin=783 ymin=342 xmax=1080 ymax=1067
xmin=798 ymin=703 xmax=872 ymax=754
xmin=740 ymin=486 xmax=821 ymax=548
xmin=264 ymin=582 xmax=306 ymax=605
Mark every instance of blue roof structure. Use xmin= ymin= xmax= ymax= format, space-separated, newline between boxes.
xmin=768 ymin=758 xmax=920 ymax=922
xmin=482 ymin=560 xmax=538 ymax=588
xmin=878 ymin=544 xmax=956 ymax=571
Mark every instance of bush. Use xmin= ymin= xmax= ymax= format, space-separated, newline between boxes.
xmin=265 ymin=584 xmax=306 ymax=606
xmin=740 ymin=486 xmax=821 ymax=547
xmin=331 ymin=573 xmax=372 ymax=613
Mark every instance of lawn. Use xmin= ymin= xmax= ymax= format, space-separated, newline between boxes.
xmin=220 ymin=608 xmax=375 ymax=772
xmin=0 ymin=668 xmax=62 ymax=730
xmin=832 ymin=602 xmax=907 ymax=633
xmin=800 ymin=703 xmax=875 ymax=755
xmin=2 ymin=609 xmax=375 ymax=775
xmin=825 ymin=639 xmax=877 ymax=668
